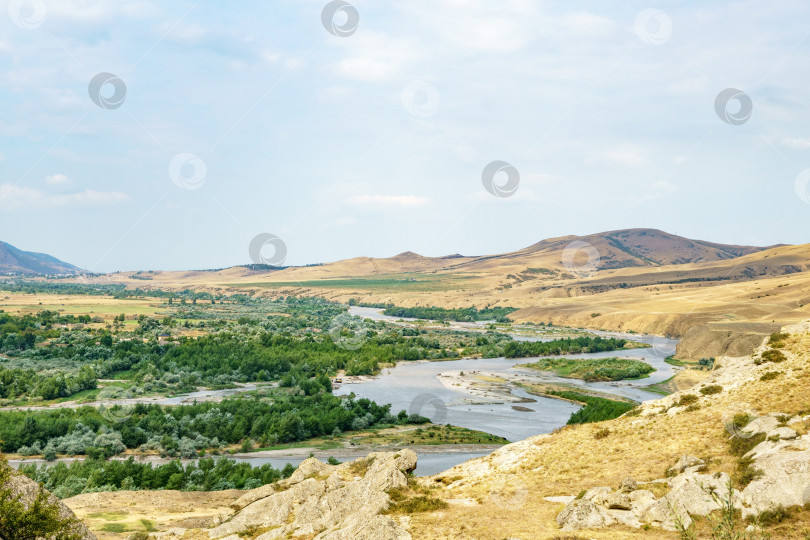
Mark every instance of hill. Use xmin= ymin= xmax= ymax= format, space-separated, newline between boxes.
xmin=0 ymin=241 xmax=81 ymax=275
xmin=65 ymin=229 xmax=809 ymax=360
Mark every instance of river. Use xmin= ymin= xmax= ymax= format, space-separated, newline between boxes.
xmin=12 ymin=307 xmax=678 ymax=477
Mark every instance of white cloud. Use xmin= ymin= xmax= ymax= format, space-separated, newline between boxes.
xmin=588 ymin=145 xmax=648 ymax=167
xmin=45 ymin=173 xmax=71 ymax=185
xmin=348 ymin=194 xmax=430 ymax=207
xmin=335 ymin=216 xmax=358 ymax=226
xmin=335 ymin=33 xmax=421 ymax=82
xmin=0 ymin=184 xmax=128 ymax=210
xmin=780 ymin=137 xmax=810 ymax=149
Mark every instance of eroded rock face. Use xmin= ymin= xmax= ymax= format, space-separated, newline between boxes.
xmin=208 ymin=451 xmax=416 ymax=540
xmin=2 ymin=468 xmax=96 ymax=540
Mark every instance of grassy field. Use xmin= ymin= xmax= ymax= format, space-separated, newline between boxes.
xmin=237 ymin=273 xmax=480 ymax=292
xmin=0 ymin=291 xmax=166 ymax=321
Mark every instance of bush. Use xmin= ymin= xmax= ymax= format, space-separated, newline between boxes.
xmin=594 ymin=428 xmax=610 ymax=440
xmin=700 ymin=385 xmax=722 ymax=395
xmin=753 ymin=505 xmax=792 ymax=526
xmin=767 ymin=332 xmax=789 ymax=348
xmin=756 ymin=349 xmax=786 ymax=365
xmin=676 ymin=394 xmax=698 ymax=406
xmin=383 ymin=495 xmax=448 ymax=514
xmin=760 ymin=371 xmax=781 ymax=382
xmin=729 ymin=433 xmax=766 ymax=458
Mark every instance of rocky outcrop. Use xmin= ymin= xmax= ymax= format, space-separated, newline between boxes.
xmin=558 ymin=425 xmax=810 ymax=532
xmin=740 ymin=432 xmax=810 ymax=517
xmin=208 ymin=451 xmax=417 ymax=540
xmin=2 ymin=466 xmax=96 ymax=540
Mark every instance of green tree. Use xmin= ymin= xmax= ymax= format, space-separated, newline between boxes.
xmin=0 ymin=458 xmax=82 ymax=540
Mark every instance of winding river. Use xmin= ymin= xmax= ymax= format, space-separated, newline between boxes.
xmin=338 ymin=307 xmax=678 ymax=442
xmin=11 ymin=307 xmax=679 ymax=477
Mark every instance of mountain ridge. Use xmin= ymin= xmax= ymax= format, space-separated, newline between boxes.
xmin=0 ymin=240 xmax=82 ymax=275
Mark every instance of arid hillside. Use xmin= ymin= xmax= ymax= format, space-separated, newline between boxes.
xmin=67 ymin=229 xmax=810 ymax=360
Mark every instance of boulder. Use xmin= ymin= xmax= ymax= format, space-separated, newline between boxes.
xmin=641 ymin=472 xmax=735 ymax=531
xmin=768 ymin=427 xmax=797 ymax=440
xmin=619 ymin=477 xmax=638 ymax=493
xmin=209 ymin=450 xmax=417 ymax=540
xmin=316 ymin=514 xmax=410 ymax=540
xmin=667 ymin=455 xmax=705 ymax=476
xmin=741 ymin=416 xmax=780 ymax=436
xmin=628 ymin=489 xmax=657 ymax=515
xmin=556 ymin=499 xmax=614 ymax=530
xmin=581 ymin=486 xmax=611 ymax=505
xmin=740 ymin=436 xmax=810 ymax=518
xmin=604 ymin=492 xmax=632 ymax=510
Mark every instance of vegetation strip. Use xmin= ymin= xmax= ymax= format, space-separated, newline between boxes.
xmin=518 ymin=356 xmax=654 ymax=381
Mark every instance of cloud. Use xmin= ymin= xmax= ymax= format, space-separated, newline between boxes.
xmin=348 ymin=194 xmax=430 ymax=207
xmin=780 ymin=137 xmax=810 ymax=149
xmin=335 ymin=32 xmax=421 ymax=82
xmin=45 ymin=173 xmax=71 ymax=185
xmin=0 ymin=184 xmax=128 ymax=210
xmin=588 ymin=145 xmax=648 ymax=167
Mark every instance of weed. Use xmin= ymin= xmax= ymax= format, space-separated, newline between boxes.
xmin=594 ymin=428 xmax=610 ymax=439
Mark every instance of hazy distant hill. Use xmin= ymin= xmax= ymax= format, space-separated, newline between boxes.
xmin=447 ymin=228 xmax=774 ymax=273
xmin=0 ymin=241 xmax=82 ymax=275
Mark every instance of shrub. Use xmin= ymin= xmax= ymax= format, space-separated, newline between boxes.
xmin=760 ymin=371 xmax=781 ymax=382
xmin=767 ymin=332 xmax=789 ymax=348
xmin=756 ymin=349 xmax=786 ymax=365
xmin=594 ymin=428 xmax=610 ymax=440
xmin=383 ymin=495 xmax=448 ymax=514
xmin=729 ymin=433 xmax=766 ymax=457
xmin=754 ymin=505 xmax=792 ymax=526
xmin=734 ymin=456 xmax=764 ymax=487
xmin=700 ymin=385 xmax=723 ymax=395
xmin=676 ymin=394 xmax=698 ymax=407
xmin=698 ymin=357 xmax=715 ymax=369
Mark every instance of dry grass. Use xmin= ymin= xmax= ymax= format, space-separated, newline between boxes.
xmin=66 ymin=489 xmax=244 ymax=540
xmin=403 ymin=325 xmax=810 ymax=539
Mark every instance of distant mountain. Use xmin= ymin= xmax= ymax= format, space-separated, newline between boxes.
xmin=454 ymin=228 xmax=775 ymax=272
xmin=0 ymin=241 xmax=82 ymax=275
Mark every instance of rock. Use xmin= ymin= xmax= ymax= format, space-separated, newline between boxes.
xmin=619 ymin=477 xmax=638 ymax=492
xmin=741 ymin=415 xmax=780 ymax=436
xmin=628 ymin=489 xmax=657 ymax=516
xmin=209 ymin=450 xmax=417 ymax=540
xmin=2 ymin=467 xmax=96 ymax=540
xmin=581 ymin=486 xmax=611 ymax=505
xmin=740 ymin=435 xmax=810 ymax=518
xmin=604 ymin=492 xmax=632 ymax=510
xmin=316 ymin=514 xmax=410 ymax=540
xmin=605 ymin=508 xmax=642 ymax=528
xmin=556 ymin=499 xmax=614 ymax=530
xmin=641 ymin=472 xmax=735 ymax=531
xmin=544 ymin=495 xmax=576 ymax=504
xmin=768 ymin=427 xmax=797 ymax=440
xmin=667 ymin=455 xmax=705 ymax=476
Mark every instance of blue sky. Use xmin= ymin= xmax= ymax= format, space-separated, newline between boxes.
xmin=1 ymin=0 xmax=809 ymax=271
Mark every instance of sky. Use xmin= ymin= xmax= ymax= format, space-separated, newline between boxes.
xmin=1 ymin=0 xmax=809 ymax=272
